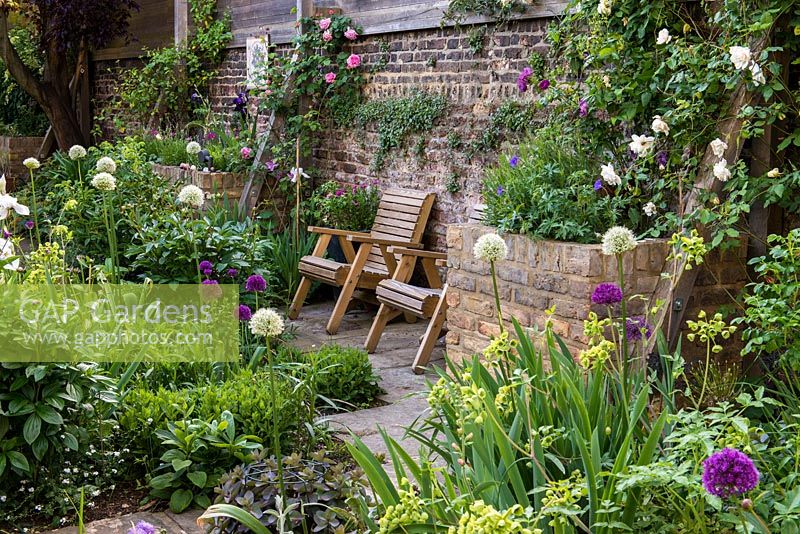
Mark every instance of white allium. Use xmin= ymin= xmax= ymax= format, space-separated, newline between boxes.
xmin=91 ymin=172 xmax=117 ymax=191
xmin=473 ymin=233 xmax=508 ymax=263
xmin=186 ymin=141 xmax=202 ymax=156
xmin=601 ymin=226 xmax=637 ymax=256
xmin=643 ymin=202 xmax=657 ymax=217
xmin=767 ymin=168 xmax=781 ymax=178
xmin=600 ymin=163 xmax=621 ymax=186
xmin=710 ymin=138 xmax=728 ymax=158
xmin=96 ymin=157 xmax=117 ymax=174
xmin=713 ymin=159 xmax=731 ymax=182
xmin=629 ymin=134 xmax=655 ymax=156
xmin=68 ymin=145 xmax=87 ymax=160
xmin=656 ymin=28 xmax=671 ymax=45
xmin=177 ymin=184 xmax=204 ymax=209
xmin=651 ymin=116 xmax=670 ymax=136
xmin=23 ymin=158 xmax=40 ymax=170
xmin=729 ymin=46 xmax=751 ymax=70
xmin=597 ymin=0 xmax=611 ymax=15
xmin=249 ymin=308 xmax=285 ymax=337
xmin=750 ymin=62 xmax=766 ymax=86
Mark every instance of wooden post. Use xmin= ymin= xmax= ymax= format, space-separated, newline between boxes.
xmin=174 ymin=0 xmax=190 ymax=45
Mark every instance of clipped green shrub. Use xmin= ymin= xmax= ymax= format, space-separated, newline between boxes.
xmin=281 ymin=345 xmax=383 ymax=408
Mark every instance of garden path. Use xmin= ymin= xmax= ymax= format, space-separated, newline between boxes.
xmin=46 ymin=302 xmax=443 ymax=533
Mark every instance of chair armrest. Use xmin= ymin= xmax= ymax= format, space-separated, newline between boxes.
xmin=307 ymin=226 xmax=371 ymax=239
xmin=388 ymin=247 xmax=447 ymax=260
xmin=346 ymin=235 xmax=423 ymax=248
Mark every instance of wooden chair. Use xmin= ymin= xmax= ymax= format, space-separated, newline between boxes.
xmin=365 ymin=246 xmax=448 ymax=374
xmin=288 ymin=188 xmax=436 ymax=335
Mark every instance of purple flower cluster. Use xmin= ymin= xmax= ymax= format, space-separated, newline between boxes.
xmin=233 ymin=91 xmax=248 ymax=116
xmin=579 ymin=98 xmax=589 ymax=117
xmin=591 ymin=283 xmax=623 ymax=305
xmin=538 ymin=79 xmax=550 ymax=90
xmin=128 ymin=521 xmax=158 ymax=534
xmin=657 ymin=150 xmax=668 ymax=168
xmin=509 ymin=155 xmax=520 ymax=167
xmin=594 ymin=179 xmax=603 ymax=192
xmin=626 ymin=315 xmax=653 ymax=341
xmin=517 ymin=67 xmax=533 ymax=92
xmin=245 ymin=274 xmax=267 ymax=293
xmin=226 ymin=268 xmax=239 ymax=278
xmin=199 ymin=260 xmax=214 ymax=276
xmin=238 ymin=304 xmax=253 ymax=322
xmin=702 ymin=448 xmax=760 ymax=498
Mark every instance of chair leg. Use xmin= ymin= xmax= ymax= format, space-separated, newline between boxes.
xmin=327 ymin=245 xmax=371 ymax=335
xmin=412 ymin=285 xmax=448 ymax=374
xmin=365 ymin=303 xmax=394 ymax=353
xmin=288 ymin=276 xmax=312 ymax=320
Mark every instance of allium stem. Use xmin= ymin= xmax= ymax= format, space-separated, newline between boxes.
xmin=490 ymin=261 xmax=504 ymax=333
xmin=28 ymin=169 xmax=40 ymax=247
xmin=617 ymin=254 xmax=629 ymax=397
xmin=267 ymin=336 xmax=285 ymax=500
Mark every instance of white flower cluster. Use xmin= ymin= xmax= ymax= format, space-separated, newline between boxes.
xmin=186 ymin=141 xmax=202 ymax=156
xmin=601 ymin=226 xmax=637 ymax=256
xmin=629 ymin=134 xmax=655 ymax=156
xmin=91 ymin=172 xmax=117 ymax=191
xmin=249 ymin=308 xmax=285 ymax=337
xmin=600 ymin=163 xmax=620 ymax=186
xmin=96 ymin=157 xmax=117 ymax=174
xmin=177 ymin=184 xmax=205 ymax=209
xmin=473 ymin=233 xmax=508 ymax=263
xmin=656 ymin=28 xmax=671 ymax=45
xmin=708 ymin=138 xmax=731 ymax=182
xmin=23 ymin=157 xmax=40 ymax=170
xmin=729 ymin=46 xmax=766 ymax=86
xmin=597 ymin=0 xmax=611 ymax=15
xmin=68 ymin=145 xmax=87 ymax=160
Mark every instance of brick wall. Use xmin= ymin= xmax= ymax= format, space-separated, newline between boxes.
xmin=445 ymin=224 xmax=749 ymax=364
xmin=0 ymin=136 xmax=45 ymax=191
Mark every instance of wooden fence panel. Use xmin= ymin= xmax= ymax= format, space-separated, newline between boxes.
xmin=94 ymin=0 xmax=175 ymax=61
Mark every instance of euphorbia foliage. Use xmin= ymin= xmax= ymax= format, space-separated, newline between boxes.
xmin=0 ymin=0 xmax=138 ymax=148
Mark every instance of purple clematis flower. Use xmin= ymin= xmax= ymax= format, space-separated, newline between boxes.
xmin=594 ymin=179 xmax=603 ymax=192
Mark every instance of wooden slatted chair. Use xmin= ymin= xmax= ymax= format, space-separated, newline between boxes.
xmin=288 ymin=188 xmax=436 ymax=335
xmin=365 ymin=246 xmax=448 ymax=374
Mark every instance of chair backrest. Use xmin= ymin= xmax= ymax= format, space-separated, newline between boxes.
xmin=363 ymin=189 xmax=435 ymax=275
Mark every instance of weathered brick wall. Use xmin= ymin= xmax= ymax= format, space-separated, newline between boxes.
xmin=446 ymin=224 xmax=749 ymax=364
xmin=0 ymin=136 xmax=45 ymax=190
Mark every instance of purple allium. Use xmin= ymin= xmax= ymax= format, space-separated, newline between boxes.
xmin=657 ymin=150 xmax=668 ymax=168
xmin=702 ymin=448 xmax=760 ymax=498
xmin=496 ymin=185 xmax=505 ymax=196
xmin=245 ymin=274 xmax=267 ymax=293
xmin=594 ymin=179 xmax=603 ymax=192
xmin=2 ymin=229 xmax=10 ymax=239
xmin=509 ymin=155 xmax=520 ymax=167
xmin=226 ymin=268 xmax=239 ymax=278
xmin=199 ymin=260 xmax=213 ymax=271
xmin=203 ymin=268 xmax=213 ymax=276
xmin=24 ymin=220 xmax=34 ymax=230
xmin=128 ymin=521 xmax=158 ymax=534
xmin=516 ymin=67 xmax=533 ymax=93
xmin=206 ymin=131 xmax=217 ymax=141
xmin=538 ymin=79 xmax=550 ymax=90
xmin=202 ymin=279 xmax=218 ymax=285
xmin=579 ymin=98 xmax=589 ymax=117
xmin=238 ymin=304 xmax=252 ymax=322
xmin=626 ymin=316 xmax=653 ymax=341
xmin=591 ymin=283 xmax=623 ymax=305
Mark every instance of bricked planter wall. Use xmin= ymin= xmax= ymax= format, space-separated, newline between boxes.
xmin=445 ymin=224 xmax=749 ymax=363
xmin=151 ymin=163 xmax=245 ymax=203
xmin=0 ymin=136 xmax=45 ymax=190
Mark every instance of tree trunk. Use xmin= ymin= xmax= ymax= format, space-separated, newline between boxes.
xmin=39 ymin=86 xmax=86 ymax=149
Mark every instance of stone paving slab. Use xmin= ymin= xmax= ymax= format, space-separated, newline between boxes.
xmin=47 ymin=510 xmax=203 ymax=534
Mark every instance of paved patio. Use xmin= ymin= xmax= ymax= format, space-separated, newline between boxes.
xmin=48 ymin=301 xmax=443 ymax=533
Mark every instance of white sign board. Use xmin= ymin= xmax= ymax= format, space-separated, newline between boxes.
xmin=246 ymin=35 xmax=270 ymax=89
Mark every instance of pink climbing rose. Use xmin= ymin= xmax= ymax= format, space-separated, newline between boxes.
xmin=325 ymin=72 xmax=337 ymax=84
xmin=240 ymin=147 xmax=252 ymax=159
xmin=346 ymin=54 xmax=361 ymax=69
xmin=323 ymin=30 xmax=333 ymax=42
xmin=319 ymin=17 xmax=331 ymax=30
xmin=344 ymin=27 xmax=358 ymax=40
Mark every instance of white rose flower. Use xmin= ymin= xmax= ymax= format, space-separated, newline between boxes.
xmin=186 ymin=141 xmax=202 ymax=156
xmin=651 ymin=116 xmax=670 ymax=136
xmin=597 ymin=0 xmax=611 ymax=15
xmin=96 ymin=157 xmax=117 ymax=174
xmin=249 ymin=308 xmax=285 ymax=337
xmin=710 ymin=138 xmax=728 ymax=158
xmin=767 ymin=168 xmax=781 ymax=178
xmin=643 ymin=202 xmax=657 ymax=217
xmin=713 ymin=159 xmax=731 ymax=182
xmin=91 ymin=172 xmax=117 ymax=191
xmin=473 ymin=233 xmax=508 ymax=263
xmin=23 ymin=158 xmax=40 ymax=170
xmin=600 ymin=163 xmax=621 ymax=186
xmin=68 ymin=145 xmax=87 ymax=160
xmin=601 ymin=226 xmax=637 ymax=256
xmin=629 ymin=134 xmax=655 ymax=156
xmin=656 ymin=28 xmax=671 ymax=45
xmin=177 ymin=184 xmax=204 ymax=209
xmin=729 ymin=46 xmax=751 ymax=70
xmin=750 ymin=62 xmax=766 ymax=86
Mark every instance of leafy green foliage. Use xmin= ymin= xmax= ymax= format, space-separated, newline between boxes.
xmin=280 ymin=344 xmax=383 ymax=409
xmin=148 ymin=411 xmax=261 ymax=513
xmin=206 ymin=450 xmax=368 ymax=533
xmin=735 ymin=229 xmax=800 ymax=366
xmin=307 ymin=180 xmax=380 ymax=232
xmin=442 ymin=0 xmax=526 ymax=27
xmin=0 ymin=28 xmax=48 ymax=136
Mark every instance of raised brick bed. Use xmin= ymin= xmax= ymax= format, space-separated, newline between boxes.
xmin=0 ymin=136 xmax=45 ymax=191
xmin=151 ymin=163 xmax=245 ymax=203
